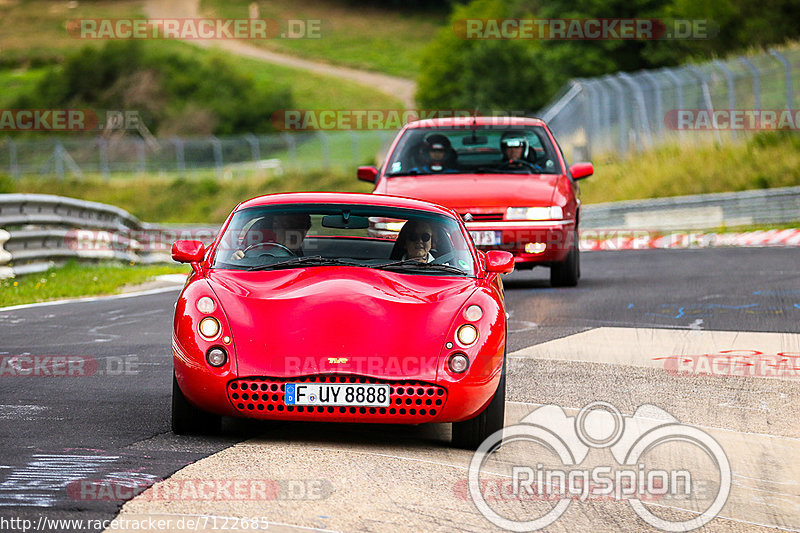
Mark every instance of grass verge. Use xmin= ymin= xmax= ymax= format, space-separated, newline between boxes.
xmin=0 ymin=260 xmax=188 ymax=307
xmin=582 ymin=131 xmax=800 ymax=204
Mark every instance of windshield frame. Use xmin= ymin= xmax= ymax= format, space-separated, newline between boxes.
xmin=383 ymin=125 xmax=564 ymax=178
xmin=208 ymin=203 xmax=479 ymax=277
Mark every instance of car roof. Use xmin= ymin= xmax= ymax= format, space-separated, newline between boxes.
xmin=236 ymin=192 xmax=458 ymax=218
xmin=405 ymin=116 xmax=546 ymax=128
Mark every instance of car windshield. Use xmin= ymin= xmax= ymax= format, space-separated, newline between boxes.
xmin=384 ymin=125 xmax=562 ymax=176
xmin=211 ymin=204 xmax=477 ymax=276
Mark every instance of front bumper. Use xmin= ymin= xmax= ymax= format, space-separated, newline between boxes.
xmin=174 ymin=353 xmax=501 ymax=425
xmin=467 ymin=220 xmax=575 ymax=266
xmin=228 ymin=375 xmax=448 ymax=423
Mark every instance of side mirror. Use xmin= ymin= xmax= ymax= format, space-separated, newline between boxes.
xmin=172 ymin=240 xmax=205 ymax=263
xmin=570 ymin=162 xmax=593 ymax=180
xmin=485 ymin=250 xmax=514 ymax=274
xmin=357 ymin=166 xmax=378 ymax=183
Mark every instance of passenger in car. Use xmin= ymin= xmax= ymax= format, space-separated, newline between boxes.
xmin=410 ymin=134 xmax=458 ymax=173
xmin=391 ymin=220 xmax=436 ymax=263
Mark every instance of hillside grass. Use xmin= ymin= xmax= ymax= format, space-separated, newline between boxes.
xmin=581 ymin=132 xmax=800 ymax=204
xmin=201 ymin=0 xmax=445 ymax=78
xmin=0 ymin=0 xmax=144 ymax=64
xmin=235 ymin=53 xmax=402 ymax=110
xmin=2 ymin=170 xmax=373 ymax=224
xmin=0 ymin=1 xmax=401 ymax=116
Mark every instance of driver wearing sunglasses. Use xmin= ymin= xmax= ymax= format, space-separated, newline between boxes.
xmin=400 ymin=220 xmax=435 ymax=263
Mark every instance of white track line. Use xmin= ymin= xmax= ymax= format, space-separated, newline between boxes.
xmin=0 ymin=285 xmax=182 ymax=312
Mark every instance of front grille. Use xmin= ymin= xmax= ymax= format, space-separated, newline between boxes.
xmin=228 ymin=374 xmax=447 ymax=420
xmin=463 ymin=212 xmax=504 ymax=222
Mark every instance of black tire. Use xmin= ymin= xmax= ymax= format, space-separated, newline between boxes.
xmin=452 ymin=361 xmax=506 ymax=450
xmin=171 ymin=374 xmax=221 ymax=435
xmin=550 ymin=231 xmax=580 ymax=287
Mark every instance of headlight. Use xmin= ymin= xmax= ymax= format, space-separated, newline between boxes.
xmin=206 ymin=347 xmax=227 ymax=367
xmin=199 ymin=317 xmax=221 ymax=339
xmin=506 ymin=206 xmax=563 ymax=220
xmin=457 ymin=324 xmax=478 ymax=346
xmin=464 ymin=305 xmax=483 ymax=321
xmin=196 ymin=296 xmax=216 ymax=314
xmin=448 ymin=353 xmax=469 ymax=373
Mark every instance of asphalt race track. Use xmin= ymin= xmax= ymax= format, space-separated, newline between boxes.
xmin=0 ymin=247 xmax=797 ymax=532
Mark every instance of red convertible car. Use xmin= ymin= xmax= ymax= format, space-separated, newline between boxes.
xmin=171 ymin=192 xmax=513 ymax=449
xmin=358 ymin=116 xmax=593 ymax=286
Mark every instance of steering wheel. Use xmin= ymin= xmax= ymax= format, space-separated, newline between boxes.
xmin=431 ymin=251 xmax=455 ymax=265
xmin=499 ymin=159 xmax=540 ymax=172
xmin=242 ymin=242 xmax=296 ymax=257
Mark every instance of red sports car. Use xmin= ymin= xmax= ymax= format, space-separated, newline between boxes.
xmin=171 ymin=192 xmax=513 ymax=449
xmin=358 ymin=116 xmax=593 ymax=286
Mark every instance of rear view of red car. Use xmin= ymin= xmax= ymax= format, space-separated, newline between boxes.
xmin=358 ymin=116 xmax=593 ymax=286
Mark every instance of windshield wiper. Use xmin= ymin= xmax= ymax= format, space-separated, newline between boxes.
xmin=247 ymin=256 xmax=362 ymax=271
xmin=374 ymin=258 xmax=468 ymax=275
xmin=474 ymin=166 xmax=535 ymax=174
xmin=386 ymin=170 xmax=420 ymax=177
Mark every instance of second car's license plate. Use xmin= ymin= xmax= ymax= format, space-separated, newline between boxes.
xmin=284 ymin=383 xmax=390 ymax=407
xmin=470 ymin=230 xmax=502 ymax=246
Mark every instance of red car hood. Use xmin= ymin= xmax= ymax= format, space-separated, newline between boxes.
xmin=382 ymin=173 xmax=558 ymax=210
xmin=207 ymin=268 xmax=477 ymax=380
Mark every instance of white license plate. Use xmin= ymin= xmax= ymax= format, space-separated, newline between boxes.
xmin=470 ymin=230 xmax=502 ymax=246
xmin=284 ymin=383 xmax=390 ymax=407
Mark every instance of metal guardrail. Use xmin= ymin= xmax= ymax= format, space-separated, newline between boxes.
xmin=582 ymin=185 xmax=800 ymax=230
xmin=1 ymin=186 xmax=798 ymax=278
xmin=0 ymin=194 xmax=178 ymax=278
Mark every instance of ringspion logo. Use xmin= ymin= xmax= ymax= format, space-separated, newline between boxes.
xmin=468 ymin=402 xmax=731 ymax=531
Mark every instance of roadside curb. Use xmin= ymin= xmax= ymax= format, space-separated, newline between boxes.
xmin=580 ymin=228 xmax=800 ymax=251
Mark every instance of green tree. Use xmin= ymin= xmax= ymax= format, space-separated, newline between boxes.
xmin=14 ymin=41 xmax=292 ymax=136
xmin=416 ymin=0 xmax=800 ymax=113
xmin=416 ymin=0 xmax=549 ymax=113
